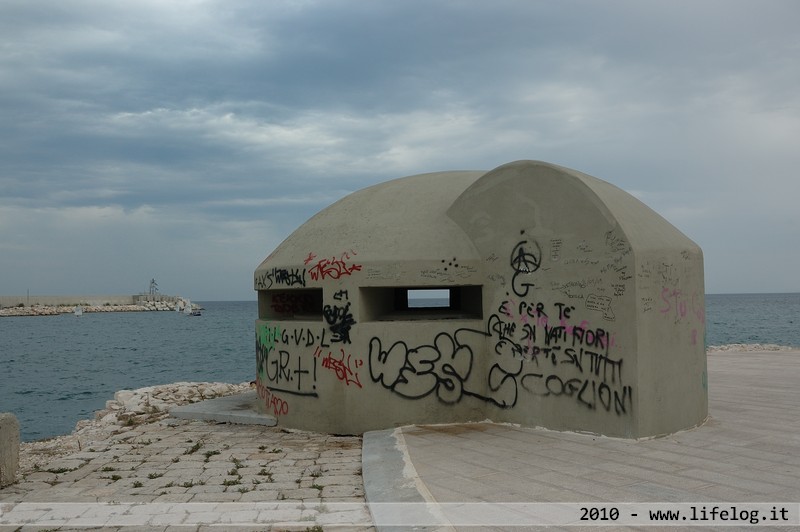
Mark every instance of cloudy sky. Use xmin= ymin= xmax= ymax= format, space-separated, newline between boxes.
xmin=1 ymin=0 xmax=798 ymax=300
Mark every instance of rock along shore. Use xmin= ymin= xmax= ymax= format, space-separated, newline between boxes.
xmin=16 ymin=381 xmax=251 ymax=479
xmin=0 ymin=300 xmax=198 ymax=317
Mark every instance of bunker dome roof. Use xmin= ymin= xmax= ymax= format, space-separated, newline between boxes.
xmin=255 ymin=160 xmax=699 ymax=276
xmin=256 ymin=169 xmax=487 ymax=271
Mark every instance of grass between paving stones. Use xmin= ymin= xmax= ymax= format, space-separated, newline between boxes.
xmin=222 ymin=476 xmax=241 ymax=486
xmin=184 ymin=439 xmax=204 ymax=454
xmin=179 ymin=479 xmax=206 ymax=488
xmin=203 ymin=450 xmax=220 ymax=462
xmin=44 ymin=466 xmax=78 ymax=474
xmin=263 ymin=447 xmax=282 ymax=453
xmin=87 ymin=429 xmax=353 ymax=507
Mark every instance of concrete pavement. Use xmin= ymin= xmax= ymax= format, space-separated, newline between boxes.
xmin=362 ymin=349 xmax=800 ymax=529
xmin=374 ymin=349 xmax=800 ymax=502
xmin=2 ymin=349 xmax=799 ymax=530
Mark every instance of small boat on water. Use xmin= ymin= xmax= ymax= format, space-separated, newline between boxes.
xmin=183 ymin=299 xmax=201 ymax=316
xmin=74 ymin=306 xmax=83 ymax=317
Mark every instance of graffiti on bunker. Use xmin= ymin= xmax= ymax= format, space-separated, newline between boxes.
xmin=257 ymin=235 xmax=634 ymax=418
xmin=368 ymin=299 xmax=631 ymax=415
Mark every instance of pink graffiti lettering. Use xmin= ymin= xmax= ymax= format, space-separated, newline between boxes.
xmin=660 ymin=288 xmax=705 ymax=324
xmin=660 ymin=288 xmax=687 ymax=318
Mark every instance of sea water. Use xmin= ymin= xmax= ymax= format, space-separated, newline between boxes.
xmin=0 ymin=301 xmax=255 ymax=441
xmin=1 ymin=294 xmax=798 ymax=441
xmin=705 ymin=293 xmax=800 ymax=347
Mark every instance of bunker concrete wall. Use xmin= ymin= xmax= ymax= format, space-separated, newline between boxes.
xmin=254 ymin=160 xmax=707 ymax=438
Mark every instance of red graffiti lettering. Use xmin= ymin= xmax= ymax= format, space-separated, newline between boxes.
xmin=271 ymin=292 xmax=315 ymax=315
xmin=256 ymin=379 xmax=289 ymax=416
xmin=314 ymin=346 xmax=363 ymax=388
xmin=308 ymin=250 xmax=362 ymax=281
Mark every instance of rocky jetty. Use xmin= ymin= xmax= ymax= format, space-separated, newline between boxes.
xmin=0 ymin=305 xmax=145 ymax=316
xmin=0 ymin=300 xmax=199 ymax=317
xmin=17 ymin=381 xmax=250 ymax=479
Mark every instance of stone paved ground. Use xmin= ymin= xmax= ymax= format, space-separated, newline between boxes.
xmin=0 ymin=419 xmax=373 ymax=531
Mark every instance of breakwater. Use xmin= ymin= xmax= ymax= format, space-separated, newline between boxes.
xmin=0 ymin=294 xmax=188 ymax=317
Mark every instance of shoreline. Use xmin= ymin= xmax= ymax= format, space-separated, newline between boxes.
xmin=14 ymin=381 xmax=252 ymax=482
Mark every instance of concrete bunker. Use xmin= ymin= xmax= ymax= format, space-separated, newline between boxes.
xmin=254 ymin=160 xmax=706 ymax=438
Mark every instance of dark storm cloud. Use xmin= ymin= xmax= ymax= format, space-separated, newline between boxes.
xmin=1 ymin=0 xmax=798 ymax=298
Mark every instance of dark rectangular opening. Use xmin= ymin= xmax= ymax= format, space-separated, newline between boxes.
xmin=362 ymin=286 xmax=482 ymax=321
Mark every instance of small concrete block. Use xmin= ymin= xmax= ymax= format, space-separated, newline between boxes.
xmin=0 ymin=413 xmax=20 ymax=487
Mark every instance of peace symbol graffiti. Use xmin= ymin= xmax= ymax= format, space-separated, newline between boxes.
xmin=510 ymin=240 xmax=541 ymax=297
